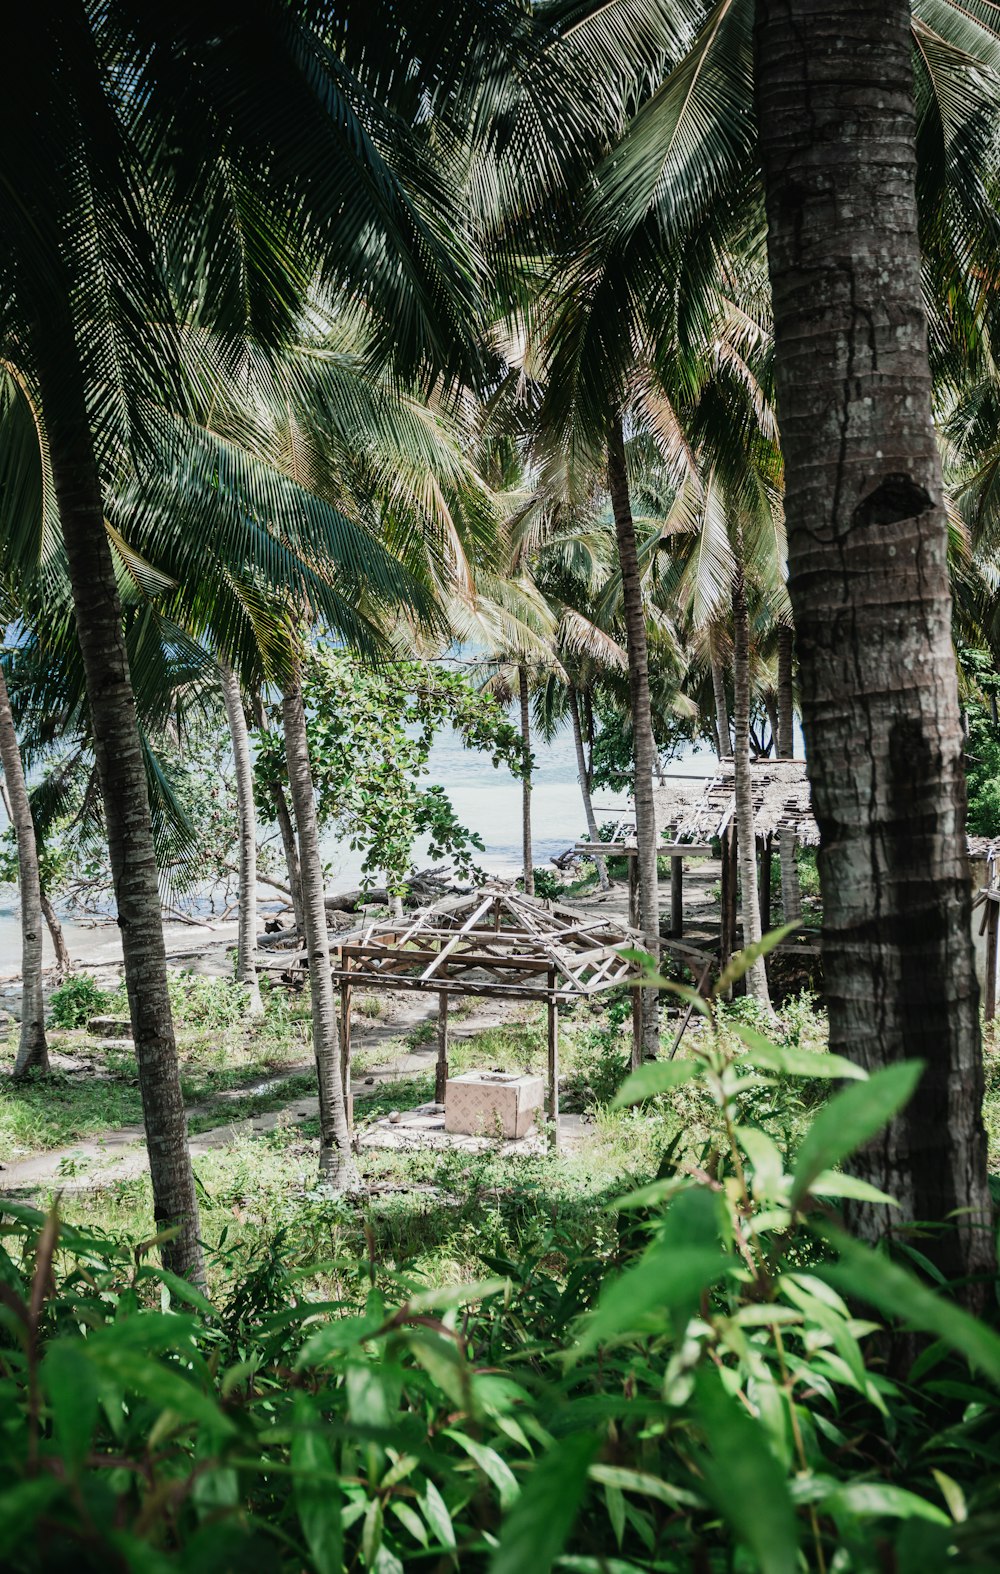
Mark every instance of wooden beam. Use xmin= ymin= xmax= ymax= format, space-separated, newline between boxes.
xmin=436 ymin=991 xmax=449 ymax=1103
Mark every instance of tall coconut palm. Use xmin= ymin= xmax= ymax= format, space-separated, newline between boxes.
xmin=755 ymin=0 xmax=994 ymax=1286
xmin=0 ymin=658 xmax=48 ymax=1078
xmin=0 ymin=0 xmax=518 ymax=1274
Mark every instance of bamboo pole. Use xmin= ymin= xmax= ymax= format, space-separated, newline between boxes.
xmin=436 ymin=990 xmax=449 ymax=1103
xmin=547 ymin=968 xmax=559 ymax=1153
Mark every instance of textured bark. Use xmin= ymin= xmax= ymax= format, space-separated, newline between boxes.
xmin=272 ymin=780 xmax=304 ymax=931
xmin=0 ymin=662 xmax=49 ymax=1077
xmin=710 ymin=639 xmax=731 ymax=760
xmin=40 ymin=890 xmax=71 ymax=979
xmin=41 ymin=373 xmax=202 ymax=1281
xmin=281 ymin=665 xmax=357 ymax=1187
xmin=219 ymin=662 xmax=263 ymax=1016
xmin=518 ymin=666 xmax=534 ymax=896
xmin=775 ymin=625 xmax=801 ymax=919
xmin=252 ymin=694 xmax=305 ymax=932
xmin=732 ymin=567 xmax=771 ymax=1009
xmin=755 ymin=0 xmax=993 ymax=1284
xmin=609 ymin=416 xmax=659 ymax=1054
xmin=776 ymin=624 xmax=795 ymax=757
xmin=568 ymin=687 xmax=610 ymax=891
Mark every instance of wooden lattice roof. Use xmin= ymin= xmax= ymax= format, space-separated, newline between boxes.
xmin=610 ymin=760 xmax=819 ymax=849
xmin=333 ymin=888 xmax=643 ymax=1001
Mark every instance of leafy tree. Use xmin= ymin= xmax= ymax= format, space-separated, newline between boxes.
xmin=256 ymin=649 xmax=525 ymax=913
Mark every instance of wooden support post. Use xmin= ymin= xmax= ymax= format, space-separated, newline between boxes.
xmin=728 ymin=824 xmax=740 ymax=957
xmin=986 ymin=899 xmax=999 ymax=1021
xmin=670 ymin=855 xmax=684 ymax=938
xmin=547 ymin=968 xmax=559 ymax=1152
xmin=436 ymin=990 xmax=449 ymax=1103
xmin=720 ymin=825 xmax=735 ymax=976
xmin=758 ymin=834 xmax=772 ymax=935
xmin=627 ymin=854 xmax=640 ymax=927
xmin=631 ymin=985 xmax=643 ymax=1072
xmin=339 ymin=956 xmax=352 ymax=1127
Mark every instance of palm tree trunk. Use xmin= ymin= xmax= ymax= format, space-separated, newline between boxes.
xmin=40 ymin=374 xmax=201 ymax=1281
xmin=710 ymin=636 xmax=731 ymax=760
xmin=0 ymin=662 xmax=48 ymax=1077
xmin=775 ymin=624 xmax=801 ymax=921
xmin=732 ymin=567 xmax=771 ymax=1010
xmin=776 ymin=625 xmax=794 ymax=757
xmin=608 ymin=415 xmax=659 ymax=1055
xmin=219 ymin=661 xmax=263 ymax=1017
xmin=568 ymin=686 xmax=610 ymax=891
xmin=755 ymin=0 xmax=993 ymax=1286
xmin=272 ymin=779 xmax=306 ymax=932
xmin=518 ymin=665 xmax=534 ymax=897
xmin=40 ymin=889 xmax=71 ymax=979
xmin=281 ymin=660 xmax=357 ymax=1188
xmin=251 ymin=695 xmax=305 ymax=934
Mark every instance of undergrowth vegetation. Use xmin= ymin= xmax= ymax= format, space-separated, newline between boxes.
xmin=3 ymin=948 xmax=1000 ymax=1571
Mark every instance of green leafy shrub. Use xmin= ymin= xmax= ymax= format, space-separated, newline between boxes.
xmin=4 ymin=940 xmax=1000 ymax=1571
xmin=46 ymin=974 xmax=110 ymax=1029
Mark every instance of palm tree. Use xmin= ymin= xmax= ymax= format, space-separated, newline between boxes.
xmin=217 ymin=662 xmax=264 ymax=1017
xmin=755 ymin=0 xmax=994 ymax=1286
xmin=0 ymin=657 xmax=48 ymax=1078
xmin=0 ymin=1 xmax=508 ymax=1276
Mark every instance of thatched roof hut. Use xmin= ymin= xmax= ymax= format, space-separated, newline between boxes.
xmin=622 ymin=759 xmax=819 ymax=849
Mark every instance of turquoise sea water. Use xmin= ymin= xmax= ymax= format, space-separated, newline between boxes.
xmin=0 ymin=723 xmax=718 ymax=974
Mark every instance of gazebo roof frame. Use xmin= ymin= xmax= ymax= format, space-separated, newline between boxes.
xmin=332 ymin=886 xmax=643 ymax=1002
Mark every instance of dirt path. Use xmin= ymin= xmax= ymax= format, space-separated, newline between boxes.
xmin=0 ymin=994 xmax=527 ymax=1194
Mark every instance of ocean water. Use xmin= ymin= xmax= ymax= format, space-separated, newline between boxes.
xmin=0 ymin=723 xmax=718 ymax=975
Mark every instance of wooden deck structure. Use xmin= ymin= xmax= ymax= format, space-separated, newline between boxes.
xmin=331 ymin=888 xmax=644 ymax=1150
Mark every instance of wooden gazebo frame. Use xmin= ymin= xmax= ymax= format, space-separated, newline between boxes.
xmin=332 ymin=888 xmax=643 ymax=1150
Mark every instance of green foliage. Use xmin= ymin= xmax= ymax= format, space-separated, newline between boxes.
xmin=46 ymin=974 xmax=110 ymax=1029
xmin=4 ymin=958 xmax=1000 ymax=1570
xmin=960 ymin=647 xmax=1000 ymax=836
xmin=255 ymin=650 xmax=525 ymax=900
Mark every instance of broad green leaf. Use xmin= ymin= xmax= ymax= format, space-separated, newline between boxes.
xmin=810 ymin=1171 xmax=898 ymax=1206
xmin=819 ymin=1227 xmax=1000 ymax=1386
xmin=610 ymin=1176 xmax=691 ymax=1212
xmin=694 ymin=1367 xmax=799 ymax=1574
xmin=575 ymin=1188 xmax=730 ymax=1357
xmin=44 ymin=1343 xmax=99 ymax=1470
xmin=362 ymin=1496 xmax=384 ymax=1567
xmin=714 ymin=924 xmax=799 ymax=996
xmin=791 ymin=1062 xmax=924 ymax=1207
xmin=931 ymin=1469 xmax=967 ymax=1523
xmin=612 ymin=1061 xmax=699 ymax=1108
xmin=489 ymin=1432 xmax=597 ymax=1574
xmin=735 ymin=1126 xmax=785 ymax=1201
xmin=589 ymin=1464 xmax=701 ymax=1510
xmin=421 ymin=1479 xmax=456 ymax=1554
xmin=604 ymin=1482 xmax=625 ymax=1548
xmin=446 ymin=1430 xmax=519 ymax=1508
xmin=292 ymin=1394 xmax=342 ymax=1574
xmin=732 ymin=1023 xmax=867 ymax=1081
xmin=408 ymin=1332 xmax=469 ymax=1410
xmin=298 ymin=1312 xmax=385 ymax=1367
xmin=822 ymin=1481 xmax=949 ymax=1524
xmin=389 ymin=1502 xmax=427 ymax=1547
xmin=405 ymin=1278 xmax=507 ymax=1314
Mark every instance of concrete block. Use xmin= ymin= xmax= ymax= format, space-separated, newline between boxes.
xmin=445 ymin=1071 xmax=544 ymax=1140
xmin=88 ymin=1017 xmax=133 ymax=1039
